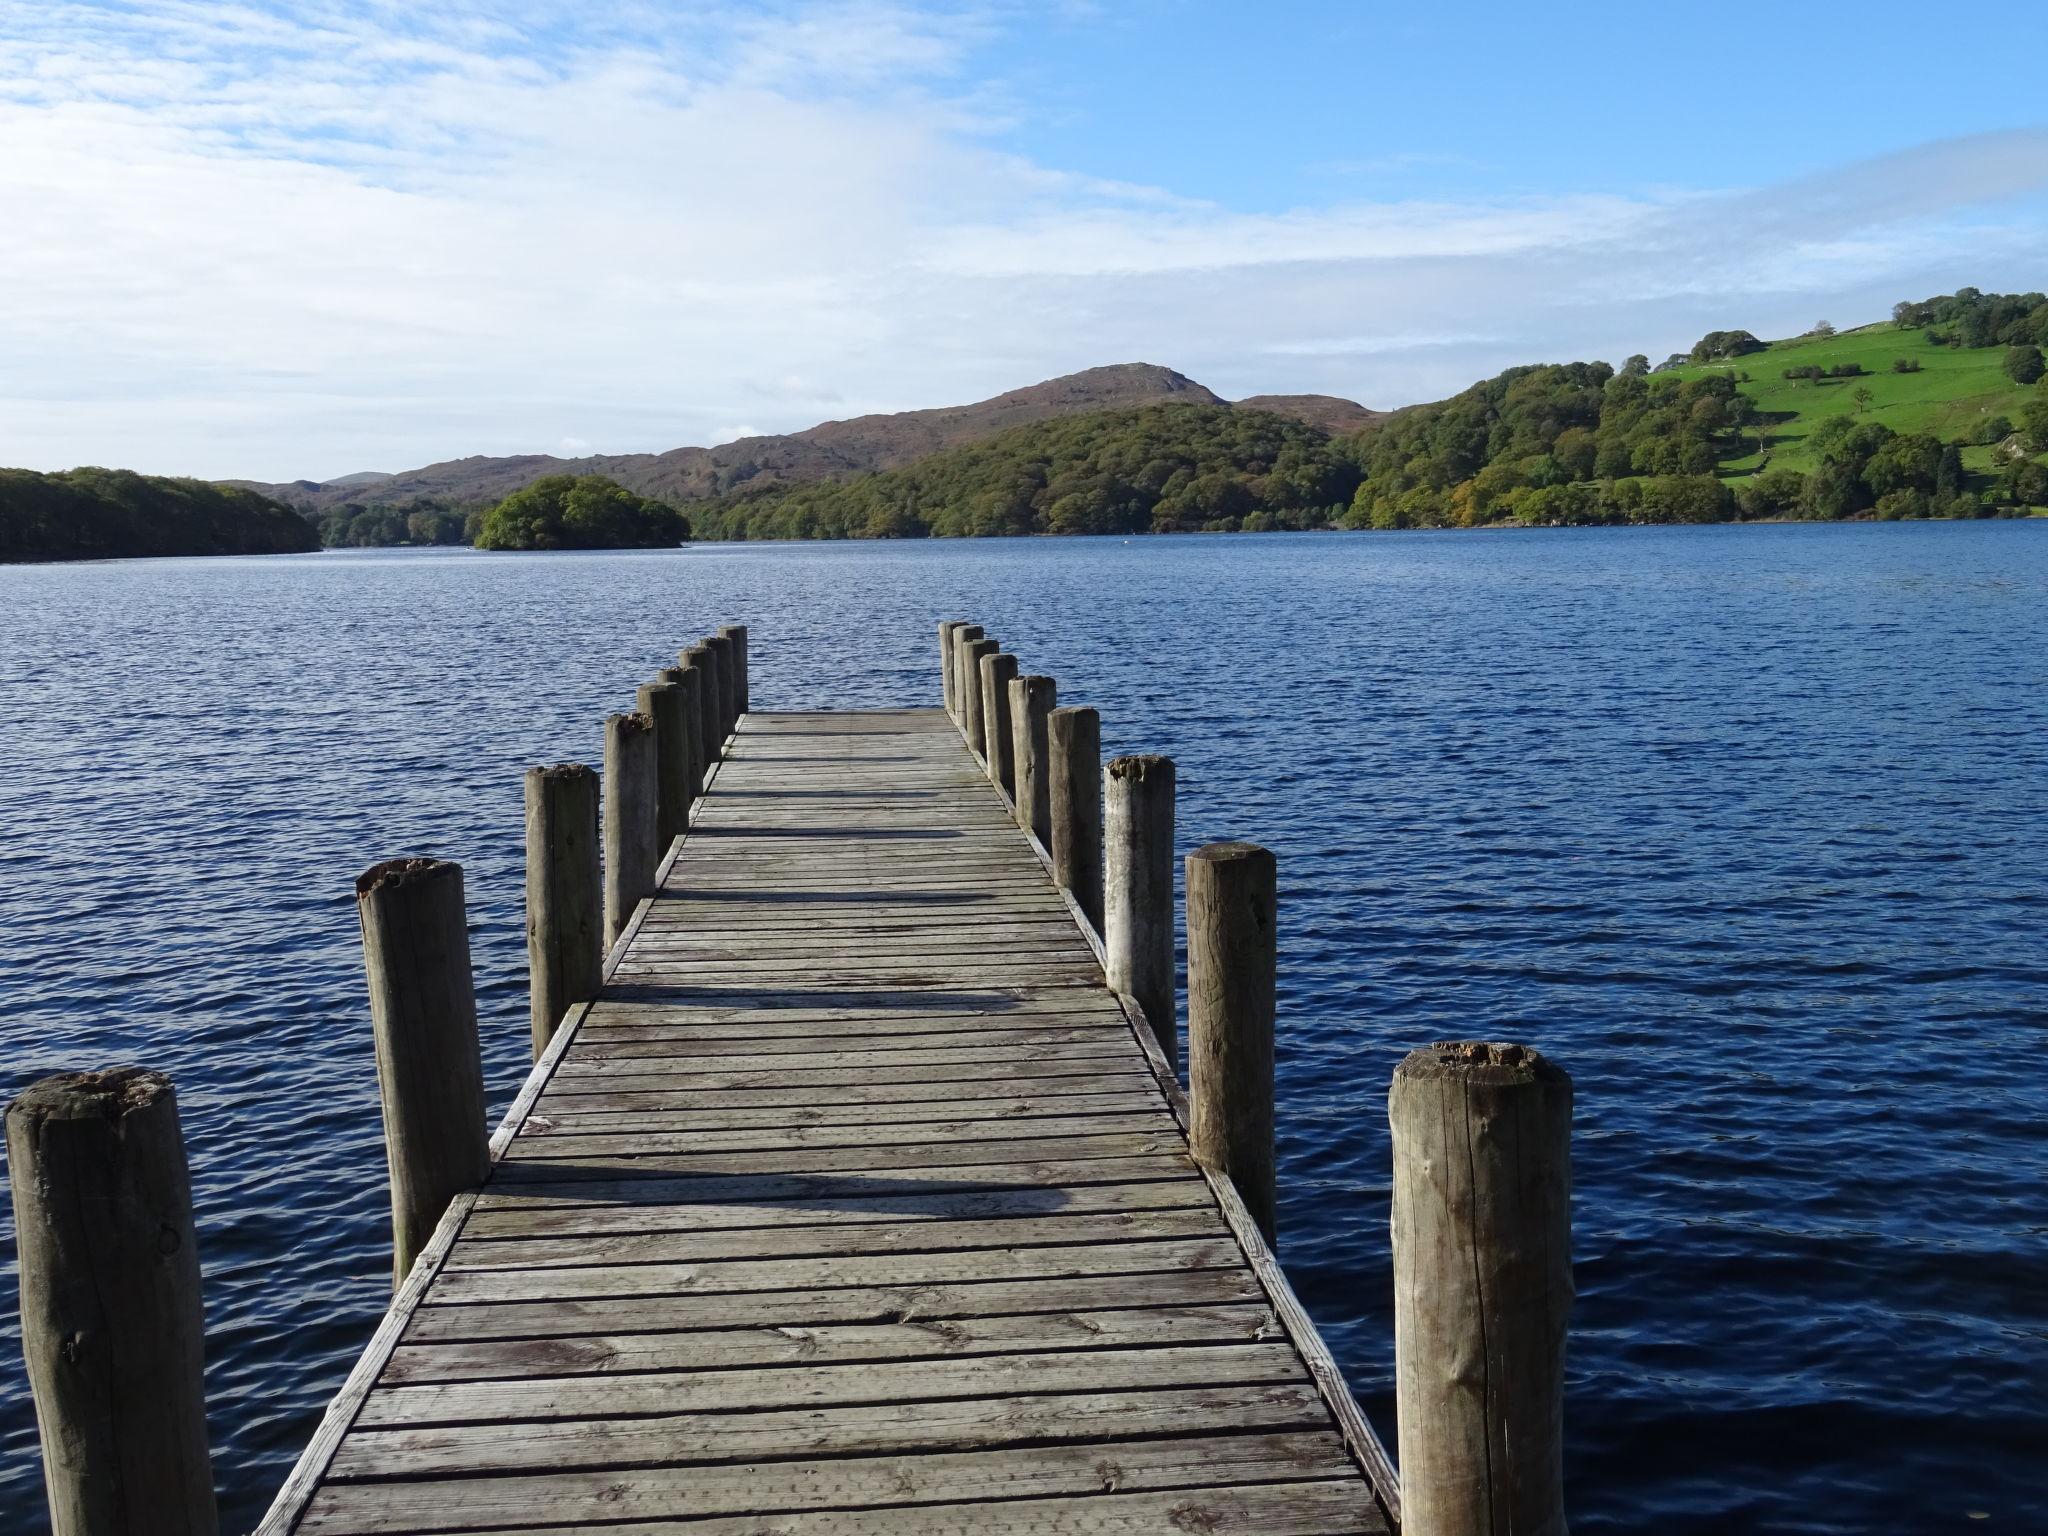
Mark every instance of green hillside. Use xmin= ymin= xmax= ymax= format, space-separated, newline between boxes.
xmin=1670 ymin=322 xmax=2036 ymax=477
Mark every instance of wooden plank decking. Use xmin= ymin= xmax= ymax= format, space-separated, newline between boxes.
xmin=263 ymin=708 xmax=1395 ymax=1535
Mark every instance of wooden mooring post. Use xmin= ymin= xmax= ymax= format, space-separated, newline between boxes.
xmin=523 ymin=762 xmax=601 ymax=1058
xmin=602 ymin=711 xmax=660 ymax=951
xmin=354 ymin=857 xmax=490 ymax=1288
xmin=938 ymin=620 xmax=962 ymax=719
xmin=1049 ymin=704 xmax=1104 ymax=933
xmin=6 ymin=1068 xmax=218 ymax=1536
xmin=960 ymin=636 xmax=997 ymax=762
xmin=704 ymin=632 xmax=736 ymax=742
xmin=682 ymin=643 xmax=720 ymax=769
xmin=669 ymin=661 xmax=707 ymax=793
xmin=1105 ymin=752 xmax=1176 ymax=1064
xmin=1009 ymin=673 xmax=1056 ymax=848
xmin=979 ymin=649 xmax=1019 ymax=798
xmin=636 ymin=677 xmax=692 ymax=849
xmin=1186 ymin=840 xmax=1278 ymax=1246
xmin=719 ymin=624 xmax=749 ymax=716
xmin=1391 ymin=1040 xmax=1573 ymax=1536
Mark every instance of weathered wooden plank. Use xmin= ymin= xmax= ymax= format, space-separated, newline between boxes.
xmin=425 ymin=1235 xmax=1247 ymax=1305
xmin=325 ymin=1381 xmax=1339 ymax=1479
xmin=459 ymin=1175 xmax=1210 ymax=1241
xmin=561 ymin=1024 xmax=1129 ymax=1062
xmin=504 ymin=1110 xmax=1173 ymax=1161
xmin=550 ymin=1039 xmax=1135 ymax=1080
xmin=359 ymin=1340 xmax=1308 ymax=1427
xmin=533 ymin=1071 xmax=1155 ymax=1114
xmin=383 ymin=1301 xmax=1281 ymax=1383
xmin=403 ymin=1263 xmax=1269 ymax=1344
xmin=446 ymin=1204 xmax=1225 ymax=1270
xmin=471 ymin=1151 xmax=1196 ymax=1211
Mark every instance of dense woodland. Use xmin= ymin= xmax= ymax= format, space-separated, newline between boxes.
xmin=0 ymin=467 xmax=317 ymax=562
xmin=471 ymin=474 xmax=689 ymax=550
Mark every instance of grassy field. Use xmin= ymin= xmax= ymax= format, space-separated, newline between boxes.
xmin=1671 ymin=322 xmax=2034 ymax=478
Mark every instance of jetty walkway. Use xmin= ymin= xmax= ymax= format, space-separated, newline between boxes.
xmin=260 ymin=704 xmax=1397 ymax=1533
xmin=12 ymin=621 xmax=1579 ymax=1536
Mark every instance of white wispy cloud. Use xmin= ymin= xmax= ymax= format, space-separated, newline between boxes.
xmin=2 ymin=3 xmax=2045 ymax=481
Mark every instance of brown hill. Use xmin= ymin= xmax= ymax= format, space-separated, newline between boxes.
xmin=235 ymin=365 xmax=1380 ymax=512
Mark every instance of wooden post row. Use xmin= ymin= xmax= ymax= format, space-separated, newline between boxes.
xmin=979 ymin=650 xmax=1019 ymax=799
xmin=603 ymin=711 xmax=660 ymax=952
xmin=1048 ymin=705 xmax=1104 ymax=934
xmin=354 ymin=857 xmax=490 ymax=1288
xmin=1104 ymin=753 xmax=1176 ymax=1066
xmin=1391 ymin=1041 xmax=1573 ymax=1536
xmin=1009 ymin=674 xmax=1056 ymax=848
xmin=1186 ymin=840 xmax=1278 ymax=1248
xmin=523 ymin=763 xmax=601 ymax=1058
xmin=7 ymin=1068 xmax=219 ymax=1536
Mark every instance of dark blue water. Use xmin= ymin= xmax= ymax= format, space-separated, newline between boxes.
xmin=3 ymin=526 xmax=2044 ymax=1533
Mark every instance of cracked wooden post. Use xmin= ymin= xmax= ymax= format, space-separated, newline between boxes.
xmin=1049 ymin=704 xmax=1103 ymax=934
xmin=1008 ymin=673 xmax=1056 ymax=847
xmin=704 ymin=633 xmax=736 ymax=745
xmin=524 ymin=763 xmax=601 ymax=1058
xmin=718 ymin=624 xmax=749 ymax=719
xmin=1391 ymin=1040 xmax=1573 ymax=1536
xmin=682 ymin=643 xmax=720 ymax=770
xmin=960 ymin=636 xmax=996 ymax=763
xmin=1187 ymin=840 xmax=1278 ymax=1248
xmin=602 ymin=711 xmax=660 ymax=952
xmin=979 ymin=650 xmax=1019 ymax=799
xmin=636 ymin=677 xmax=691 ymax=850
xmin=1105 ymin=753 xmax=1176 ymax=1065
xmin=7 ymin=1068 xmax=219 ymax=1536
xmin=355 ymin=857 xmax=490 ymax=1288
xmin=938 ymin=620 xmax=962 ymax=719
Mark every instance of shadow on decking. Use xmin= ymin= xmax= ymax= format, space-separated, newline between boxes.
xmin=655 ymin=889 xmax=994 ymax=905
xmin=488 ymin=1165 xmax=1080 ymax=1216
xmin=689 ymin=826 xmax=961 ymax=841
xmin=715 ymin=789 xmax=942 ymax=800
xmin=599 ymin=983 xmax=1031 ymax=1012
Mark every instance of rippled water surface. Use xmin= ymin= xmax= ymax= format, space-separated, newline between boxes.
xmin=2 ymin=526 xmax=2045 ymax=1533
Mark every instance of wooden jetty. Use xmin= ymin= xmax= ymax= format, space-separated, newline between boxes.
xmin=9 ymin=620 xmax=1574 ymax=1536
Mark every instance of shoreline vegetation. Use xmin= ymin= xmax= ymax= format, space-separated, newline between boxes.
xmin=7 ymin=287 xmax=2046 ymax=563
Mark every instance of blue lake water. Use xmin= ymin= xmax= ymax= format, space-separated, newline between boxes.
xmin=2 ymin=525 xmax=2044 ymax=1533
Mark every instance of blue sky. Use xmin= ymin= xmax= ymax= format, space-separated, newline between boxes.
xmin=3 ymin=1 xmax=2046 ymax=480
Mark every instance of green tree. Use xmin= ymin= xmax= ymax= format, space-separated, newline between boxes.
xmin=2004 ymin=344 xmax=2045 ymax=385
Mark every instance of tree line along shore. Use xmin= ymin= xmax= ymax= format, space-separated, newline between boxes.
xmin=7 ymin=287 xmax=2047 ymax=562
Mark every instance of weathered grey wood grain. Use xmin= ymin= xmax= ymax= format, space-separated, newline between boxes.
xmin=1187 ymin=839 xmax=1279 ymax=1247
xmin=1105 ymin=753 xmax=1177 ymax=1065
xmin=355 ymin=857 xmax=489 ymax=1288
xmin=1392 ymin=1040 xmax=1572 ymax=1536
xmin=6 ymin=1069 xmax=218 ymax=1536
xmin=523 ymin=763 xmax=601 ymax=1058
xmin=601 ymin=712 xmax=659 ymax=951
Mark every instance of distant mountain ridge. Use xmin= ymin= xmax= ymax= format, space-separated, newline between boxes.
xmin=231 ymin=364 xmax=1384 ymax=512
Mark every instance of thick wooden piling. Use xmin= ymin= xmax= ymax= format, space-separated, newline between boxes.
xmin=979 ymin=650 xmax=1020 ymax=798
xmin=669 ymin=661 xmax=707 ymax=793
xmin=719 ymin=624 xmax=749 ymax=716
xmin=682 ymin=643 xmax=720 ymax=768
xmin=705 ymin=633 xmax=737 ymax=742
xmin=1186 ymin=840 xmax=1278 ymax=1247
xmin=7 ymin=1068 xmax=218 ymax=1536
xmin=636 ymin=678 xmax=692 ymax=849
xmin=1009 ymin=673 xmax=1056 ymax=847
xmin=602 ymin=711 xmax=660 ymax=951
xmin=952 ymin=625 xmax=985 ymax=739
xmin=938 ymin=620 xmax=961 ymax=718
xmin=1105 ymin=753 xmax=1177 ymax=1064
xmin=960 ymin=636 xmax=996 ymax=762
xmin=523 ymin=763 xmax=602 ymax=1058
xmin=1049 ymin=704 xmax=1104 ymax=933
xmin=355 ymin=858 xmax=490 ymax=1288
xmin=1390 ymin=1040 xmax=1572 ymax=1536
